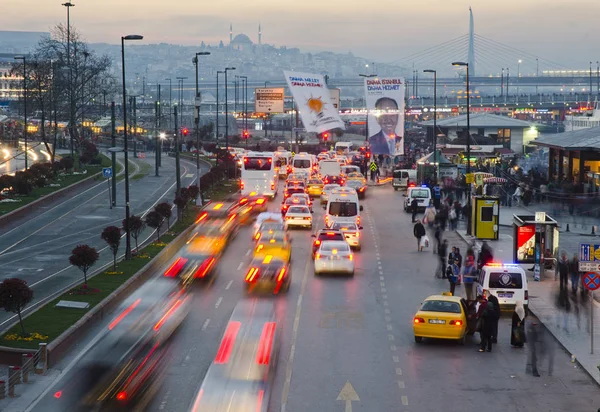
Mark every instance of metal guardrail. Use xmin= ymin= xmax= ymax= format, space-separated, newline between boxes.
xmin=0 ymin=342 xmax=46 ymax=399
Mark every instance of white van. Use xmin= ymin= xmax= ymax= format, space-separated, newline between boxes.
xmin=403 ymin=185 xmax=432 ymax=212
xmin=319 ymin=160 xmax=342 ymax=177
xmin=392 ymin=169 xmax=417 ymax=191
xmin=476 ymin=263 xmax=529 ymax=309
xmin=324 ymin=190 xmax=363 ymax=228
xmin=292 ymin=152 xmax=313 ymax=178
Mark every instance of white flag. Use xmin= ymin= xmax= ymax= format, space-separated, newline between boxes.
xmin=283 ymin=71 xmax=345 ymax=134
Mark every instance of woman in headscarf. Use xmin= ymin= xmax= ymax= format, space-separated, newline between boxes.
xmin=511 ymin=301 xmax=527 ymax=348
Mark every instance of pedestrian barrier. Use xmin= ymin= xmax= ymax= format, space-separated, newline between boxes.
xmin=0 ymin=343 xmax=45 ymax=398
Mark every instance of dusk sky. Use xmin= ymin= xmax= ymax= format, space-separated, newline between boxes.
xmin=2 ymin=0 xmax=598 ymax=73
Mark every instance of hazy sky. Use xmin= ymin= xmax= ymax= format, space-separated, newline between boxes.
xmin=2 ymin=0 xmax=598 ymax=73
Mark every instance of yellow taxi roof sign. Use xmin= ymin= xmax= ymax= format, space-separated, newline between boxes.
xmin=263 ymin=255 xmax=273 ymax=264
xmin=441 ymin=292 xmax=453 ymax=296
xmin=213 ymin=203 xmax=224 ymax=210
xmin=269 ymin=239 xmax=276 ymax=243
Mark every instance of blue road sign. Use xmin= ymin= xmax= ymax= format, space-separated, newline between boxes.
xmin=102 ymin=167 xmax=113 ymax=178
xmin=580 ymin=243 xmax=600 ymax=262
xmin=583 ymin=272 xmax=600 ymax=291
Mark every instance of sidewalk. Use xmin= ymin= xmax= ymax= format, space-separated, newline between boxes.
xmin=445 ymin=228 xmax=600 ymax=386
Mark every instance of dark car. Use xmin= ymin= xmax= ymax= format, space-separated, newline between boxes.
xmin=351 ymin=154 xmax=365 ymax=167
xmin=310 ymin=229 xmax=346 ymax=257
xmin=322 ymin=175 xmax=345 ymax=186
xmin=284 ymin=185 xmax=306 ymax=200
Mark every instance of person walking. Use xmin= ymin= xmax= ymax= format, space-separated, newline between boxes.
xmin=485 ymin=290 xmax=501 ymax=343
xmin=476 ymin=295 xmax=492 ymax=352
xmin=436 ymin=239 xmax=448 ymax=279
xmin=411 ymin=197 xmax=419 ymax=223
xmin=413 ymin=220 xmax=426 ymax=252
xmin=448 ymin=257 xmax=459 ymax=295
xmin=558 ymin=251 xmax=569 ymax=291
xmin=569 ymin=253 xmax=580 ymax=294
xmin=433 ymin=225 xmax=442 ymax=255
xmin=462 ymin=255 xmax=477 ymax=301
xmin=454 ymin=247 xmax=463 ymax=285
xmin=423 ymin=202 xmax=436 ymax=230
xmin=511 ymin=300 xmax=527 ymax=348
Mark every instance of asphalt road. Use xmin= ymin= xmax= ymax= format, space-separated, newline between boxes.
xmin=0 ymin=153 xmax=207 ymax=332
xmin=27 ymin=182 xmax=600 ymax=412
xmin=0 ymin=143 xmax=50 ymax=176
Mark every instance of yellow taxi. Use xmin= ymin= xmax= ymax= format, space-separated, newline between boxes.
xmin=188 ymin=224 xmax=228 ymax=257
xmin=346 ymin=172 xmax=366 ymax=184
xmin=244 ymin=254 xmax=291 ymax=294
xmin=307 ymin=178 xmax=324 ymax=198
xmin=253 ymin=231 xmax=292 ymax=262
xmin=413 ymin=293 xmax=471 ymax=345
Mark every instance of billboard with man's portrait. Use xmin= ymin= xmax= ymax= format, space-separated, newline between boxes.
xmin=364 ymin=77 xmax=405 ymax=156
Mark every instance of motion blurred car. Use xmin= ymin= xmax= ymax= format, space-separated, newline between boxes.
xmin=189 ymin=300 xmax=279 ymax=412
xmin=311 ymin=229 xmax=346 ymax=258
xmin=322 ymin=175 xmax=345 ymax=186
xmin=413 ymin=294 xmax=475 ymax=345
xmin=283 ymin=184 xmax=306 ymax=200
xmin=253 ymin=213 xmax=285 ymax=239
xmin=307 ymin=178 xmax=324 ymax=197
xmin=189 ymin=218 xmax=233 ymax=256
xmin=281 ymin=196 xmax=310 ymax=215
xmin=345 ymin=179 xmax=367 ymax=199
xmin=330 ymin=222 xmax=362 ymax=251
xmin=53 ymin=278 xmax=191 ymax=411
xmin=254 ymin=231 xmax=292 ymax=262
xmin=341 ymin=165 xmax=361 ymax=176
xmin=320 ymin=183 xmax=341 ymax=205
xmin=286 ymin=173 xmax=307 ymax=184
xmin=239 ymin=192 xmax=268 ymax=214
xmin=314 ymin=240 xmax=354 ymax=276
xmin=164 ymin=237 xmax=219 ymax=284
xmin=244 ymin=254 xmax=291 ymax=294
xmin=284 ymin=205 xmax=312 ymax=230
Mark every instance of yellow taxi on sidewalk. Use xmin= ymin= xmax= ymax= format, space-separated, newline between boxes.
xmin=413 ymin=293 xmax=471 ymax=345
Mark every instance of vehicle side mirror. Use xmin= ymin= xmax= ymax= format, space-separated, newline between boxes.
xmin=359 ymin=226 xmax=364 ymax=230
xmin=311 ymin=234 xmax=316 ymax=238
xmin=402 ymin=194 xmax=407 ymax=197
xmin=322 ymin=205 xmax=326 ymax=210
xmin=359 ymin=205 xmax=364 ymax=211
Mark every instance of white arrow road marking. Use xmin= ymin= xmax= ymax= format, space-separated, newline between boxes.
xmin=337 ymin=381 xmax=360 ymax=412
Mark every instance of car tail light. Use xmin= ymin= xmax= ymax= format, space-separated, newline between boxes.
xmin=54 ymin=391 xmax=62 ymax=399
xmin=239 ymin=198 xmax=248 ymax=205
xmin=240 ymin=181 xmax=244 ymax=190
xmin=315 ymin=240 xmax=321 ymax=245
xmin=214 ymin=321 xmax=241 ymax=364
xmin=154 ymin=299 xmax=183 ymax=331
xmin=348 ymin=254 xmax=353 ymax=261
xmin=164 ymin=257 xmax=188 ymax=277
xmin=271 ymin=182 xmax=275 ymax=190
xmin=315 ymin=253 xmax=321 ymax=260
xmin=256 ymin=322 xmax=277 ymax=365
xmin=357 ymin=216 xmax=361 ymax=225
xmin=277 ymin=267 xmax=287 ymax=282
xmin=246 ymin=267 xmax=259 ymax=282
xmin=449 ymin=320 xmax=462 ymax=326
xmin=256 ymin=389 xmax=265 ymax=412
xmin=109 ymin=298 xmax=141 ymax=330
xmin=195 ymin=212 xmax=208 ymax=223
xmin=524 ymin=290 xmax=528 ymax=301
xmin=255 ymin=233 xmax=261 ymax=240
xmin=256 ymin=198 xmax=265 ymax=205
xmin=413 ymin=317 xmax=424 ymax=324
xmin=116 ymin=391 xmax=127 ymax=401
xmin=194 ymin=257 xmax=216 ymax=278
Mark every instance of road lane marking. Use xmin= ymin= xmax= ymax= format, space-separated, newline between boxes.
xmin=246 ymin=249 xmax=251 ymax=256
xmin=201 ymin=319 xmax=210 ymax=331
xmin=381 ymin=288 xmax=387 ymax=293
xmin=225 ymin=280 xmax=233 ymax=290
xmin=398 ymin=381 xmax=405 ymax=389
xmin=396 ymin=367 xmax=403 ymax=375
xmin=380 ymin=276 xmax=384 ymax=280
xmin=236 ymin=262 xmax=243 ymax=270
xmin=280 ymin=255 xmax=311 ymax=411
xmin=380 ymin=281 xmax=385 ymax=287
xmin=388 ymin=334 xmax=395 ymax=341
xmin=386 ymin=324 xmax=393 ymax=331
xmin=390 ymin=345 xmax=397 ymax=351
xmin=401 ymin=396 xmax=408 ymax=405
xmin=393 ymin=356 xmax=400 ymax=363
xmin=215 ymin=297 xmax=223 ymax=308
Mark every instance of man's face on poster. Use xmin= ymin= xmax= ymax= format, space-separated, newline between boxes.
xmin=376 ymin=99 xmax=399 ymax=136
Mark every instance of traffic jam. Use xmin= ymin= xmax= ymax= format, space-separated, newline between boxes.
xmin=47 ymin=144 xmax=370 ymax=411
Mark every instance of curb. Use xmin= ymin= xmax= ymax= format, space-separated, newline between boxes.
xmin=0 ymin=171 xmax=101 ymax=226
xmin=45 ymin=224 xmax=194 ymax=368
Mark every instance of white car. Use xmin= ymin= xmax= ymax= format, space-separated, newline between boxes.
xmin=253 ymin=212 xmax=285 ymax=239
xmin=314 ymin=241 xmax=354 ymax=276
xmin=320 ymin=184 xmax=341 ymax=204
xmin=330 ymin=222 xmax=362 ymax=251
xmin=284 ymin=206 xmax=313 ymax=229
xmin=289 ymin=193 xmax=313 ymax=212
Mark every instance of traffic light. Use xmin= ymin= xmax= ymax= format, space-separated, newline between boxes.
xmin=365 ymin=151 xmax=371 ymax=160
xmin=242 ymin=130 xmax=249 ymax=139
xmin=182 ymin=128 xmax=189 ymax=136
xmin=322 ymin=132 xmax=329 ymax=141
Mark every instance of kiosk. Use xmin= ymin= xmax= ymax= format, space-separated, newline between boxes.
xmin=470 ymin=196 xmax=500 ymax=240
xmin=512 ymin=213 xmax=559 ymax=281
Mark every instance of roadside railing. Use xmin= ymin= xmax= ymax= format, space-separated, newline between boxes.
xmin=0 ymin=342 xmax=46 ymax=399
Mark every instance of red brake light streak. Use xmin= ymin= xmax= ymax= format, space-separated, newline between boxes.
xmin=256 ymin=322 xmax=276 ymax=365
xmin=164 ymin=257 xmax=188 ymax=277
xmin=108 ymin=298 xmax=141 ymax=330
xmin=214 ymin=321 xmax=241 ymax=364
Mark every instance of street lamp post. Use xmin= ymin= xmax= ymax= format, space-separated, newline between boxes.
xmin=423 ymin=69 xmax=437 ymax=180
xmin=224 ymin=67 xmax=236 ymax=153
xmin=176 ymin=76 xmax=187 ymax=135
xmin=452 ymin=61 xmax=472 ymax=235
xmin=62 ymin=2 xmax=75 ymax=158
xmin=517 ymin=59 xmax=522 ymax=98
xmin=240 ymin=75 xmax=248 ymax=147
xmin=165 ymin=78 xmax=172 ymax=131
xmin=121 ymin=34 xmax=143 ymax=260
xmin=14 ymin=56 xmax=28 ymax=170
xmin=193 ymin=51 xmax=210 ymax=205
xmin=216 ymin=71 xmax=223 ymax=142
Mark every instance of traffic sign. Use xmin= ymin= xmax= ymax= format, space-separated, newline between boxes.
xmin=583 ymin=272 xmax=600 ymax=291
xmin=580 ymin=243 xmax=600 ymax=262
xmin=293 ymin=127 xmax=306 ymax=132
xmin=465 ymin=173 xmax=474 ymax=184
xmin=579 ymin=262 xmax=600 ymax=272
xmin=102 ymin=167 xmax=113 ymax=178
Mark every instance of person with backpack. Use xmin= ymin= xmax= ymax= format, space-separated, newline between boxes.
xmin=413 ymin=221 xmax=426 ymax=252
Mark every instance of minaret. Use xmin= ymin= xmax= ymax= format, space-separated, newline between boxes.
xmin=258 ymin=23 xmax=262 ymax=45
xmin=230 ymin=23 xmax=233 ymax=43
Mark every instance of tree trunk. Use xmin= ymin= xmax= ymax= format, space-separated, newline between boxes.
xmin=134 ymin=236 xmax=139 ymax=252
xmin=83 ymin=268 xmax=88 ymax=286
xmin=113 ymin=253 xmax=117 ymax=271
xmin=17 ymin=309 xmax=26 ymax=337
xmin=156 ymin=226 xmax=161 ymax=242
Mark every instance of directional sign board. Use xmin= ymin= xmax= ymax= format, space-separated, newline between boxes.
xmin=582 ymin=272 xmax=600 ymax=291
xmin=102 ymin=167 xmax=113 ymax=178
xmin=255 ymin=88 xmax=284 ymax=113
xmin=579 ymin=243 xmax=600 ymax=271
xmin=579 ymin=262 xmax=600 ymax=272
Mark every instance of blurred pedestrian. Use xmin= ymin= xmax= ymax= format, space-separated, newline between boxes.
xmin=455 ymin=247 xmax=463 ymax=285
xmin=511 ymin=300 xmax=527 ymax=348
xmin=411 ymin=197 xmax=419 ymax=223
xmin=558 ymin=251 xmax=569 ymax=291
xmin=476 ymin=294 xmax=495 ymax=352
xmin=569 ymin=253 xmax=580 ymax=294
xmin=528 ymin=322 xmax=554 ymax=377
xmin=437 ymin=239 xmax=448 ymax=279
xmin=423 ymin=202 xmax=436 ymax=230
xmin=434 ymin=225 xmax=442 ymax=255
xmin=413 ymin=220 xmax=426 ymax=252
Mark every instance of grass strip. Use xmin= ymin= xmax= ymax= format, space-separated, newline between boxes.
xmin=0 ymin=205 xmax=202 ymax=349
xmin=131 ymin=159 xmax=153 ymax=182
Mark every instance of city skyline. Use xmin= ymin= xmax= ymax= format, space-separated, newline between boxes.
xmin=1 ymin=0 xmax=599 ymax=71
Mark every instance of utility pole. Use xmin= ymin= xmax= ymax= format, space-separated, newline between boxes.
xmin=110 ymin=102 xmax=117 ymax=206
xmin=155 ymin=100 xmax=159 ymax=177
xmin=133 ymin=96 xmax=137 ymax=158
xmin=158 ymin=83 xmax=162 ymax=166
xmin=174 ymin=105 xmax=181 ymax=196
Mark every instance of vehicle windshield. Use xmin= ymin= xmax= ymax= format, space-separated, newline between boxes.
xmin=328 ymin=202 xmax=358 ymax=217
xmin=332 ymin=223 xmax=358 ymax=231
xmin=489 ymin=272 xmax=523 ymax=289
xmin=421 ymin=300 xmax=461 ymax=313
xmin=346 ymin=181 xmax=362 ymax=188
xmin=288 ymin=206 xmax=309 ymax=214
xmin=410 ymin=189 xmax=429 ymax=198
xmin=244 ymin=157 xmax=273 ymax=171
xmin=294 ymin=159 xmax=311 ymax=168
xmin=288 ymin=198 xmax=307 ymax=205
xmin=320 ymin=242 xmax=350 ymax=252
xmin=324 ymin=185 xmax=340 ymax=192
xmin=309 ymin=179 xmax=322 ymax=185
xmin=318 ymin=231 xmax=345 ymax=241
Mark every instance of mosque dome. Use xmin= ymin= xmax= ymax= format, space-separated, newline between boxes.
xmin=232 ymin=34 xmax=253 ymax=45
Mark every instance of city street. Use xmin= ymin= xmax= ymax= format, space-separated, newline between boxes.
xmin=25 ymin=183 xmax=600 ymax=412
xmin=0 ymin=153 xmax=207 ymax=332
xmin=0 ymin=144 xmax=51 ymax=176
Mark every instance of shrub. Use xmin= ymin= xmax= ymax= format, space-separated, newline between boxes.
xmin=145 ymin=211 xmax=164 ymax=241
xmin=0 ymin=278 xmax=33 ymax=337
xmin=101 ymin=226 xmax=121 ymax=270
xmin=155 ymin=202 xmax=172 ymax=228
xmin=59 ymin=156 xmax=74 ymax=171
xmin=69 ymin=244 xmax=100 ymax=286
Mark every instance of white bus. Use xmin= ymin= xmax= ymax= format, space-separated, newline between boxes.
xmin=335 ymin=142 xmax=354 ymax=154
xmin=241 ymin=152 xmax=278 ymax=198
xmin=274 ymin=151 xmax=293 ymax=179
